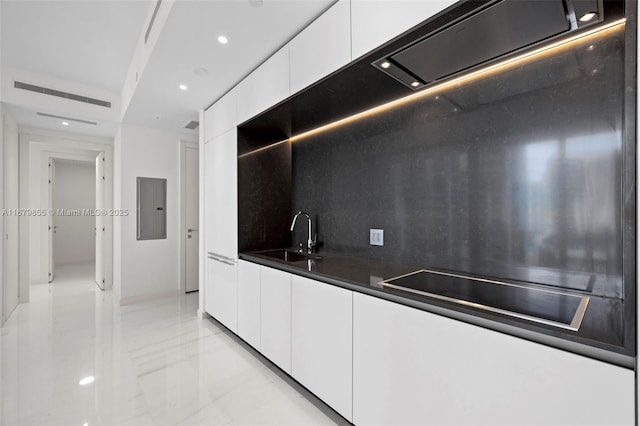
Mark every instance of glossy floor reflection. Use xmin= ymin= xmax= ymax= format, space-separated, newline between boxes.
xmin=1 ymin=263 xmax=347 ymax=426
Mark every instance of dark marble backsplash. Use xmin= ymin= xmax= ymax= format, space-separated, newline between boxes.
xmin=291 ymin=29 xmax=627 ymax=298
xmin=238 ymin=140 xmax=292 ymax=253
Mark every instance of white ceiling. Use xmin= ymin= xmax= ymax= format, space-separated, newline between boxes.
xmin=123 ymin=0 xmax=334 ymax=133
xmin=1 ymin=0 xmax=152 ymax=93
xmin=0 ymin=0 xmax=336 ymax=138
xmin=3 ymin=103 xmax=120 ymax=137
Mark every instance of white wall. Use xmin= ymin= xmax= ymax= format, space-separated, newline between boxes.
xmin=113 ymin=126 xmax=122 ymax=300
xmin=52 ymin=160 xmax=95 ymax=266
xmin=115 ymin=123 xmax=195 ymax=303
xmin=4 ymin=111 xmax=20 ymax=316
xmin=0 ymin=4 xmax=4 ymax=324
xmin=0 ymin=103 xmax=5 ymax=324
xmin=28 ymin=151 xmax=48 ymax=283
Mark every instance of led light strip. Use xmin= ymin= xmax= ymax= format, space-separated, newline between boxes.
xmin=237 ymin=139 xmax=288 ymax=159
xmin=238 ymin=18 xmax=626 ymax=158
xmin=288 ymin=18 xmax=626 ymax=144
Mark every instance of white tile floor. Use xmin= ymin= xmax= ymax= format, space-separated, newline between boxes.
xmin=0 ymin=263 xmax=348 ymax=426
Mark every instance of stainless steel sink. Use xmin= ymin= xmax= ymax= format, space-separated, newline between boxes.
xmin=257 ymin=249 xmax=322 ymax=263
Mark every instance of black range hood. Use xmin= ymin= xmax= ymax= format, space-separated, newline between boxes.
xmin=372 ymin=0 xmax=603 ymax=90
xmin=239 ymin=0 xmax=622 ymax=149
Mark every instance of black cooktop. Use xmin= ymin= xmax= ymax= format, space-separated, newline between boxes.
xmin=383 ymin=270 xmax=589 ymax=331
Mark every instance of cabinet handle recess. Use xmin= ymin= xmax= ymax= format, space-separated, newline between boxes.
xmin=207 ymin=252 xmax=236 ymax=265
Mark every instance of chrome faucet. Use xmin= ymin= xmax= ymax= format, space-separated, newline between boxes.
xmin=290 ymin=211 xmax=315 ymax=253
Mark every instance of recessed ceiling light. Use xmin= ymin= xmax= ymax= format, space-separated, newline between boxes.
xmin=61 ymin=121 xmax=69 ymax=126
xmin=411 ymin=81 xmax=420 ymax=87
xmin=79 ymin=376 xmax=94 ymax=385
xmin=380 ymin=61 xmax=391 ymax=69
xmin=179 ymin=84 xmax=188 ymax=91
xmin=585 ymin=44 xmax=595 ymax=51
xmin=579 ymin=12 xmax=597 ymax=22
xmin=435 ymin=95 xmax=440 ymax=100
xmin=218 ymin=35 xmax=228 ymax=44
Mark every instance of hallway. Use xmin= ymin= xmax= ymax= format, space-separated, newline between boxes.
xmin=0 ymin=264 xmax=345 ymax=425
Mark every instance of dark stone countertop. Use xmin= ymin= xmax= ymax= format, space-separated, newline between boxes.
xmin=239 ymin=249 xmax=633 ymax=369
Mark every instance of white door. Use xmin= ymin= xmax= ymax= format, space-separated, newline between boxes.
xmin=48 ymin=160 xmax=56 ymax=282
xmin=185 ymin=146 xmax=199 ymax=292
xmin=3 ymin=114 xmax=19 ymax=319
xmin=95 ymin=152 xmax=105 ymax=289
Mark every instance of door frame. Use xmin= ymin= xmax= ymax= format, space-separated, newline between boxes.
xmin=19 ymin=129 xmax=113 ymax=302
xmin=180 ymin=140 xmax=199 ymax=293
xmin=47 ymin=154 xmax=97 ymax=283
xmin=48 ymin=158 xmax=55 ymax=282
xmin=95 ymin=152 xmax=106 ymax=289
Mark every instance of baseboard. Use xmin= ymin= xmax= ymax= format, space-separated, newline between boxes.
xmin=118 ymin=289 xmax=180 ymax=306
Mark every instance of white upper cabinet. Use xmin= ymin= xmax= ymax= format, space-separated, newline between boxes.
xmin=236 ymin=45 xmax=290 ymax=125
xmin=350 ymin=0 xmax=457 ymax=60
xmin=203 ymin=87 xmax=237 ymax=143
xmin=289 ymin=0 xmax=352 ymax=95
xmin=203 ymin=127 xmax=237 ymax=259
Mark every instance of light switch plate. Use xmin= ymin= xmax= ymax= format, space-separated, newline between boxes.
xmin=370 ymin=229 xmax=384 ymax=246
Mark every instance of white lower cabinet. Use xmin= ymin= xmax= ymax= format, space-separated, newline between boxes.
xmin=352 ymin=292 xmax=635 ymax=426
xmin=291 ymin=275 xmax=353 ymax=421
xmin=205 ymin=257 xmax=238 ymax=333
xmin=260 ymin=266 xmax=292 ymax=373
xmin=229 ymin=264 xmax=634 ymax=425
xmin=237 ymin=260 xmax=261 ymax=349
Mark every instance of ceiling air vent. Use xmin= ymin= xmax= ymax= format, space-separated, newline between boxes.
xmin=15 ymin=81 xmax=112 ymax=108
xmin=37 ymin=112 xmax=97 ymax=125
xmin=183 ymin=120 xmax=199 ymax=130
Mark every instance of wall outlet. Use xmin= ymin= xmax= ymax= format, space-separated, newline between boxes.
xmin=370 ymin=229 xmax=384 ymax=246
